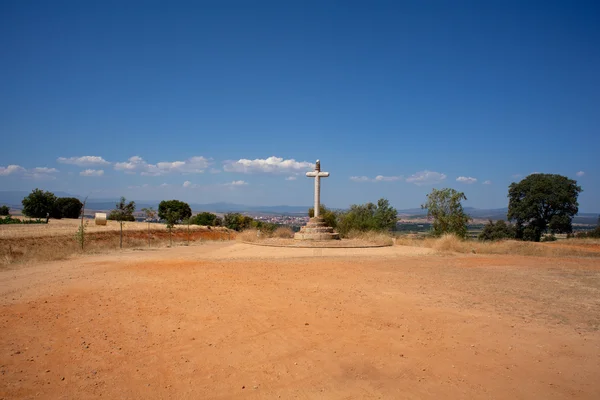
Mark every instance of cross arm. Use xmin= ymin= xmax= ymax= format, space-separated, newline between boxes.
xmin=306 ymin=171 xmax=330 ymax=177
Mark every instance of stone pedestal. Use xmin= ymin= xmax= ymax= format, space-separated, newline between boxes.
xmin=294 ymin=217 xmax=340 ymax=240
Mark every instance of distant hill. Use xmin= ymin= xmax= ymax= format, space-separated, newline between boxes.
xmin=0 ymin=191 xmax=597 ymax=223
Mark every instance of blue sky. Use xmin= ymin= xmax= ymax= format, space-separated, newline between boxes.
xmin=1 ymin=1 xmax=598 ymax=210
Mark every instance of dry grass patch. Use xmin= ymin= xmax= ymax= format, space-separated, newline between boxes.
xmin=345 ymin=230 xmax=394 ymax=246
xmin=236 ymin=229 xmax=261 ymax=242
xmin=0 ymin=228 xmax=234 ymax=266
xmin=395 ymin=233 xmax=600 ymax=258
xmin=272 ymin=226 xmax=295 ymax=239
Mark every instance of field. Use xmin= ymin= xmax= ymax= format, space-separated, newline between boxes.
xmin=1 ymin=229 xmax=600 ymax=398
xmin=0 ymin=218 xmax=233 ymax=264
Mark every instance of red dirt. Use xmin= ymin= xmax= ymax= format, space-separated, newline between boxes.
xmin=541 ymin=241 xmax=600 ymax=253
xmin=1 ymin=243 xmax=599 ymax=399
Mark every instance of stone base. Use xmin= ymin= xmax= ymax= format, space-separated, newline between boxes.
xmin=294 ymin=217 xmax=340 ymax=240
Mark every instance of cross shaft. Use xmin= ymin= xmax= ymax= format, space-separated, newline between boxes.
xmin=306 ymin=160 xmax=329 ymax=218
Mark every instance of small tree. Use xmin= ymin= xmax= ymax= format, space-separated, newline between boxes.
xmin=0 ymin=205 xmax=9 ymax=216
xmin=421 ymin=188 xmax=471 ymax=238
xmin=74 ymin=196 xmax=88 ymax=250
xmin=158 ymin=201 xmax=192 ymax=246
xmin=22 ymin=189 xmax=56 ymax=218
xmin=508 ymin=174 xmax=582 ymax=242
xmin=373 ymin=198 xmax=398 ymax=231
xmin=141 ymin=207 xmax=156 ymax=248
xmin=164 ymin=210 xmax=179 ymax=247
xmin=183 ymin=217 xmax=191 ymax=245
xmin=109 ymin=197 xmax=136 ymax=249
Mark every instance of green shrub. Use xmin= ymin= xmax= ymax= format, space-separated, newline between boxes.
xmin=190 ymin=212 xmax=219 ymax=226
xmin=0 ymin=216 xmax=47 ymax=225
xmin=574 ymin=226 xmax=600 ymax=239
xmin=336 ymin=198 xmax=398 ymax=237
xmin=223 ymin=213 xmax=254 ymax=231
xmin=0 ymin=205 xmax=9 ymax=216
xmin=479 ymin=220 xmax=516 ymax=241
xmin=308 ymin=204 xmax=338 ymax=229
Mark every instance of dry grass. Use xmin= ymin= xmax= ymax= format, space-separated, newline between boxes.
xmin=395 ymin=233 xmax=600 ymax=258
xmin=345 ymin=230 xmax=394 ymax=246
xmin=235 ymin=229 xmax=261 ymax=243
xmin=0 ymin=227 xmax=235 ymax=266
xmin=272 ymin=226 xmax=295 ymax=239
xmin=0 ymin=218 xmax=212 ymax=239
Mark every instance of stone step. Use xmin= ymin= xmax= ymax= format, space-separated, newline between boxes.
xmin=298 ymin=227 xmax=336 ymax=233
xmin=294 ymin=232 xmax=340 ymax=240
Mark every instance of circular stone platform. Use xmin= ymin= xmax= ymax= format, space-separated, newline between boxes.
xmin=240 ymin=238 xmax=393 ymax=248
xmin=294 ymin=217 xmax=340 ymax=240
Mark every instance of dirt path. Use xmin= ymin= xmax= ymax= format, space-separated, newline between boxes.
xmin=1 ymin=243 xmax=599 ymax=399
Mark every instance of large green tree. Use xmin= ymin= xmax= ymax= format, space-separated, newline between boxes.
xmin=190 ymin=212 xmax=219 ymax=226
xmin=0 ymin=205 xmax=9 ymax=216
xmin=508 ymin=174 xmax=582 ymax=242
xmin=158 ymin=200 xmax=192 ymax=222
xmin=22 ymin=189 xmax=56 ymax=218
xmin=421 ymin=188 xmax=471 ymax=238
xmin=52 ymin=197 xmax=83 ymax=219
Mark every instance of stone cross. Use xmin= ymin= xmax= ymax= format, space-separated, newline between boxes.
xmin=306 ymin=160 xmax=330 ymax=218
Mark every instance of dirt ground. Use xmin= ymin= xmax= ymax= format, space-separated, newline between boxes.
xmin=1 ymin=243 xmax=599 ymax=399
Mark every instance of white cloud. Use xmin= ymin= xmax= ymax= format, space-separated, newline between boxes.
xmin=128 ymin=183 xmax=151 ymax=189
xmin=576 ymin=171 xmax=585 ymax=177
xmin=57 ymin=156 xmax=110 ymax=166
xmin=80 ymin=169 xmax=104 ymax=177
xmin=350 ymin=176 xmax=371 ymax=183
xmin=114 ymin=156 xmax=210 ymax=176
xmin=374 ymin=175 xmax=402 ymax=182
xmin=285 ymin=176 xmax=297 ymax=181
xmin=406 ymin=170 xmax=447 ymax=186
xmin=223 ymin=156 xmax=313 ymax=174
xmin=223 ymin=180 xmax=248 ymax=187
xmin=1 ymin=165 xmax=58 ymax=180
xmin=351 ymin=175 xmax=403 ymax=183
xmin=182 ymin=180 xmax=201 ymax=189
xmin=0 ymin=165 xmax=27 ymax=176
xmin=482 ymin=180 xmax=492 ymax=185
xmin=31 ymin=167 xmax=58 ymax=174
xmin=456 ymin=176 xmax=477 ymax=184
xmin=210 ymin=168 xmax=222 ymax=174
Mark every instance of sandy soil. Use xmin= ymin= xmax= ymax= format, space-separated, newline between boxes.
xmin=1 ymin=243 xmax=599 ymax=399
